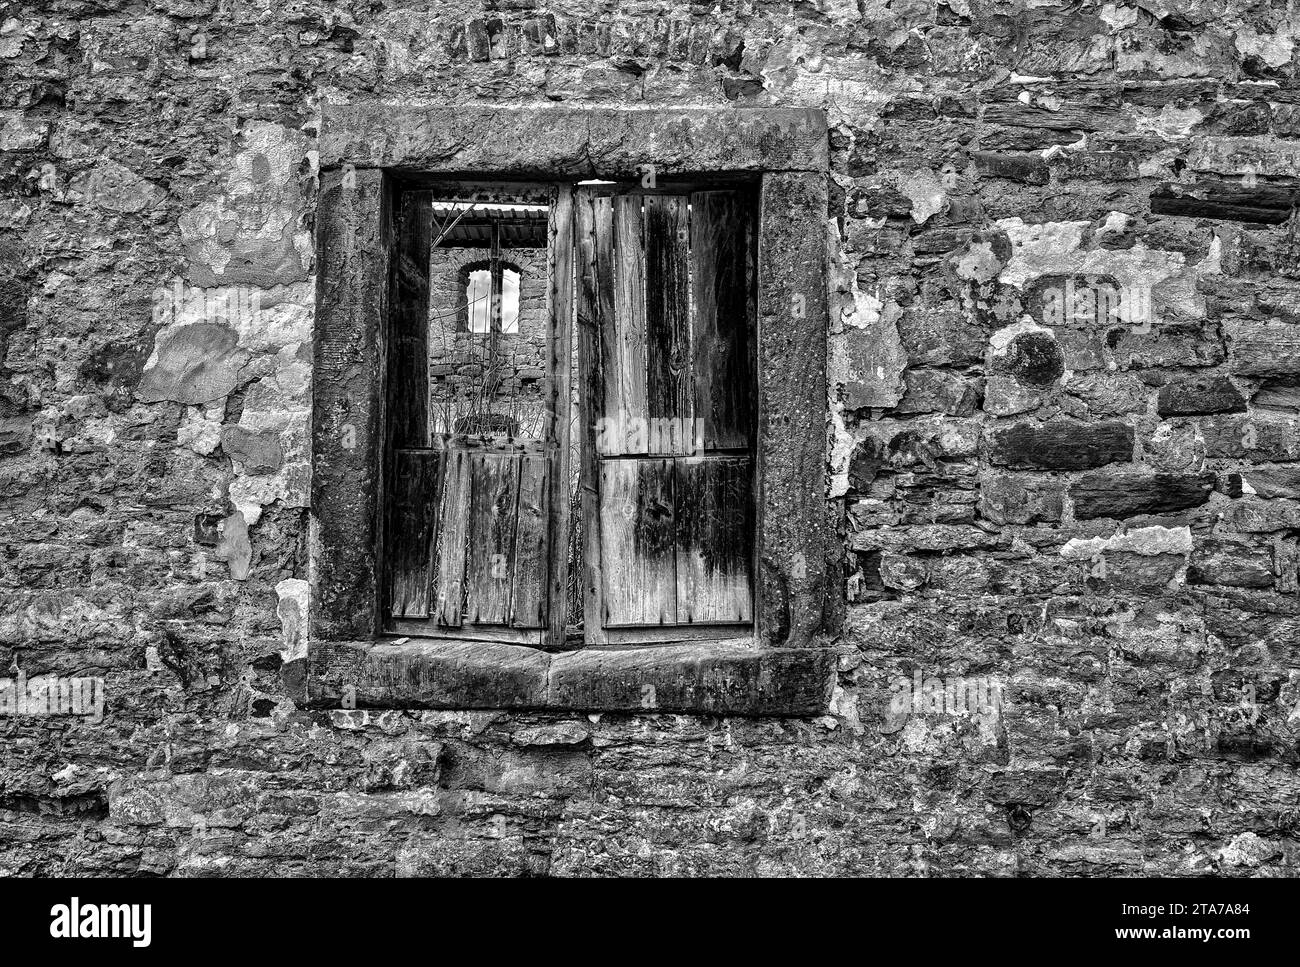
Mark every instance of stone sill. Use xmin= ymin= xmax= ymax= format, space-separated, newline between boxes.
xmin=294 ymin=637 xmax=836 ymax=717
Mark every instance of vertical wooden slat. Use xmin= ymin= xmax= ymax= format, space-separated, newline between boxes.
xmin=466 ymin=452 xmax=521 ymax=625
xmin=546 ymin=187 xmax=575 ymax=647
xmin=577 ymin=189 xmax=612 ymax=644
xmin=389 ymin=192 xmax=433 ymax=450
xmin=381 ymin=191 xmax=433 ymax=626
xmin=600 ymin=458 xmax=676 ymax=626
xmin=675 ymin=456 xmax=753 ymax=623
xmin=690 ymin=191 xmax=754 ymax=451
xmin=510 ymin=452 xmax=550 ymax=628
xmin=435 ymin=448 xmax=472 ymax=627
xmin=643 ymin=194 xmax=693 ymax=456
xmin=387 ymin=450 xmax=446 ymax=619
xmin=605 ymin=194 xmax=648 ymax=455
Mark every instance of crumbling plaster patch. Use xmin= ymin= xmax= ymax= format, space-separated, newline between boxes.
xmin=177 ymin=401 xmax=224 ymax=456
xmin=829 ymin=218 xmax=906 ymax=424
xmin=135 ymin=320 xmax=262 ymax=405
xmin=1060 ymin=524 xmax=1195 ymax=559
xmin=276 ymin=578 xmax=310 ymax=663
xmin=227 ymin=339 xmax=312 ymax=527
xmin=135 ymin=123 xmax=315 ymax=571
xmin=995 ymin=215 xmax=1218 ymax=320
xmin=179 ymin=121 xmax=312 ymax=289
xmin=1187 ymin=135 xmax=1300 ymax=178
xmin=1233 ymin=24 xmax=1296 ymax=69
xmin=896 ymin=168 xmax=947 ymax=225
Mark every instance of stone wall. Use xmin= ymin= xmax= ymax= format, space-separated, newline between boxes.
xmin=2 ymin=0 xmax=1299 ymax=875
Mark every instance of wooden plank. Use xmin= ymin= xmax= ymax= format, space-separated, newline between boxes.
xmin=386 ymin=621 xmax=544 ymax=647
xmin=428 ymin=437 xmax=547 ymax=456
xmin=545 ymin=187 xmax=575 ymax=649
xmin=643 ymin=194 xmax=693 ymax=455
xmin=465 ymin=452 xmax=521 ymax=625
xmin=577 ymin=189 xmax=612 ymax=644
xmin=605 ymin=194 xmax=648 ymax=455
xmin=675 ymin=456 xmax=753 ymax=624
xmin=509 ymin=452 xmax=549 ymax=628
xmin=690 ymin=191 xmax=755 ymax=451
xmin=600 ymin=458 xmax=676 ymax=626
xmin=603 ymin=624 xmax=753 ymax=646
xmin=386 ymin=450 xmax=446 ymax=619
xmin=382 ymin=191 xmax=434 ymax=626
xmin=388 ymin=191 xmax=432 ymax=450
xmin=434 ymin=448 xmax=472 ymax=627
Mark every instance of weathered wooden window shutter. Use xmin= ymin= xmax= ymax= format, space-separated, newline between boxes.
xmin=383 ymin=188 xmax=571 ymax=644
xmin=577 ymin=186 xmax=757 ymax=643
xmin=388 ymin=443 xmax=552 ymax=634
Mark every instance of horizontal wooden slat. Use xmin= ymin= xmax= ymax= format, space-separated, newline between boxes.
xmin=386 ymin=620 xmax=544 ymax=647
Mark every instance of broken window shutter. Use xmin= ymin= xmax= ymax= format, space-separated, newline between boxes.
xmin=424 ymin=445 xmax=551 ymax=632
xmin=462 ymin=451 xmax=550 ymax=629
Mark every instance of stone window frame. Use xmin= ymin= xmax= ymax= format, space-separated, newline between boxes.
xmin=292 ymin=104 xmax=840 ymax=717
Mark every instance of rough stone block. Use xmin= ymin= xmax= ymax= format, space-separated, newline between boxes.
xmin=972 ymin=151 xmax=1050 ymax=185
xmin=1200 ymin=413 xmax=1300 ymax=460
xmin=1228 ymin=321 xmax=1300 ymax=376
xmin=988 ymin=420 xmax=1134 ymax=470
xmin=894 ymin=368 xmax=983 ymax=416
xmin=978 ymin=474 xmax=1065 ymax=525
xmin=1069 ymin=472 xmax=1216 ymax=520
xmin=1187 ymin=537 xmax=1275 ymax=589
xmin=1157 ymin=375 xmax=1247 ymax=416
